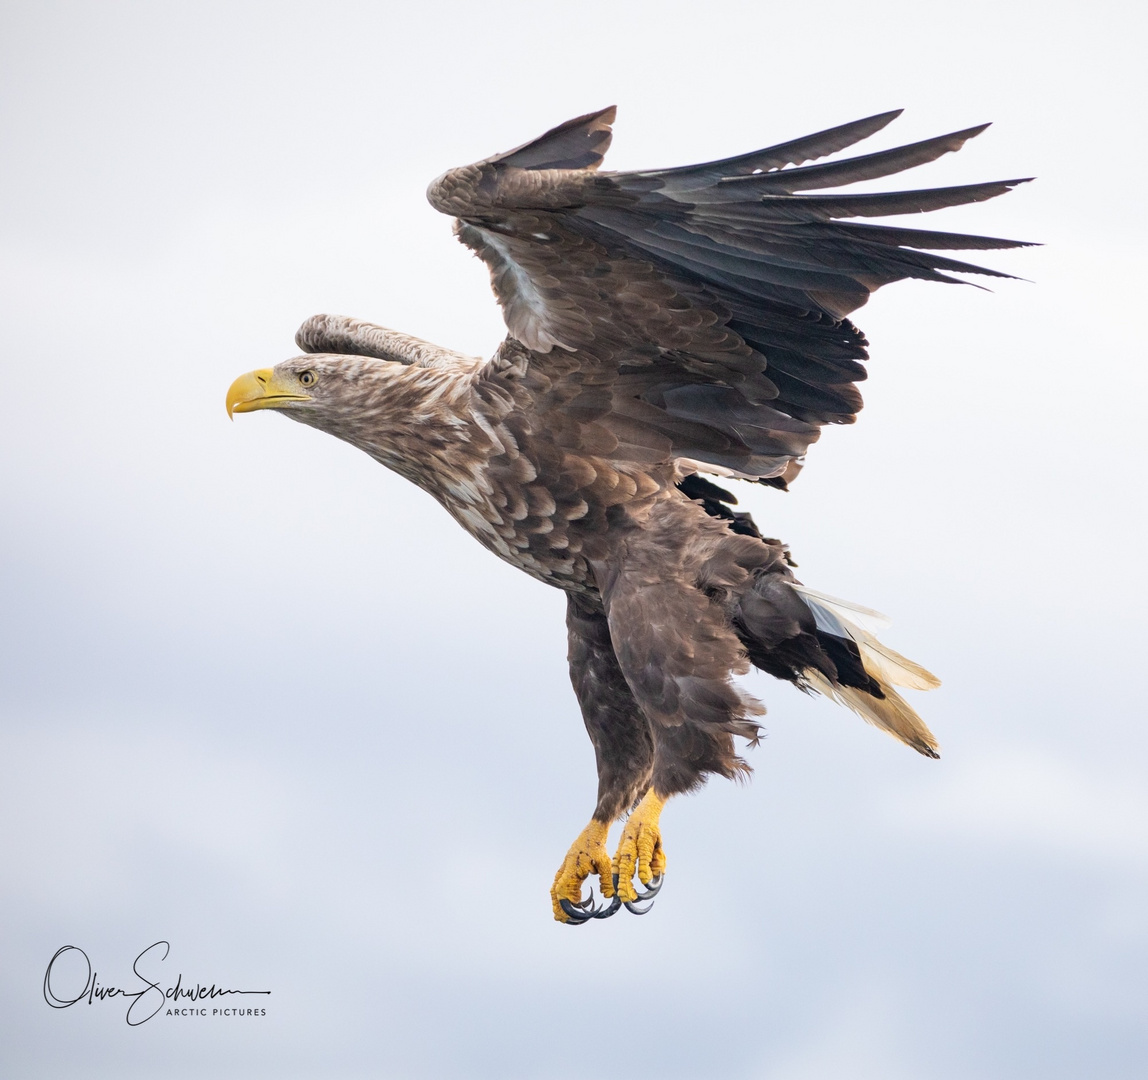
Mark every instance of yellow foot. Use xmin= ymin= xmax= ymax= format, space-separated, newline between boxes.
xmin=550 ymin=819 xmax=616 ymax=924
xmin=613 ymin=789 xmax=666 ymax=911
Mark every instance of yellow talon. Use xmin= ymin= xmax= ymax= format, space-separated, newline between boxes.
xmin=550 ymin=818 xmax=614 ymax=922
xmin=613 ymin=789 xmax=666 ymax=903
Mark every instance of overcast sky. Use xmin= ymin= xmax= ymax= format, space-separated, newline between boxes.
xmin=1 ymin=1 xmax=1145 ymax=1077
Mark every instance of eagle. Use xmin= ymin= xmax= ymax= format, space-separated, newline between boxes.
xmin=226 ymin=107 xmax=1029 ymax=923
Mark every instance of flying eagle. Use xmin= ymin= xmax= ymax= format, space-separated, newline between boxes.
xmin=226 ymin=108 xmax=1029 ymax=923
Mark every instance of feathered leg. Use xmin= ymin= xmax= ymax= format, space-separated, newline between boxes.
xmin=551 ymin=594 xmax=654 ymax=923
xmin=590 ymin=501 xmax=768 ymax=904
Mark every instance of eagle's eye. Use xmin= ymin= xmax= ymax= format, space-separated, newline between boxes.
xmin=299 ymin=370 xmax=318 ymax=388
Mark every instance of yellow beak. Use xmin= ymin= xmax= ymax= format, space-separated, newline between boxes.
xmin=226 ymin=369 xmax=312 ymax=418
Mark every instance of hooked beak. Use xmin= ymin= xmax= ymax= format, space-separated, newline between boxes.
xmin=226 ymin=369 xmax=312 ymax=419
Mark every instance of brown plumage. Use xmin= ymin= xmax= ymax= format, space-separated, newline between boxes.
xmin=226 ymin=107 xmax=1029 ymax=922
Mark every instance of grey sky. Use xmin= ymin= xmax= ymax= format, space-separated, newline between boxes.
xmin=1 ymin=1 xmax=1145 ymax=1077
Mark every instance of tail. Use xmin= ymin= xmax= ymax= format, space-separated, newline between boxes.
xmin=793 ymin=586 xmax=941 ymax=758
xmin=682 ymin=479 xmax=942 ymax=757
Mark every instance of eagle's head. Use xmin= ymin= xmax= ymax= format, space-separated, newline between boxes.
xmin=226 ymin=351 xmax=478 ymax=486
xmin=225 ymin=354 xmax=394 ymax=422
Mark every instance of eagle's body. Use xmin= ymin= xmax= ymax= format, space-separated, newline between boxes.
xmin=227 ymin=108 xmax=1028 ymax=922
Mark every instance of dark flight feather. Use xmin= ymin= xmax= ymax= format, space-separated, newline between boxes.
xmin=639 ymin=110 xmax=904 ymax=190
xmin=747 ymin=180 xmax=1034 ymax=219
xmin=710 ymin=124 xmax=991 ymax=194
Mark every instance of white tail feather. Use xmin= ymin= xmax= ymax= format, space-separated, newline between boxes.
xmin=805 ymin=671 xmax=940 ymax=758
xmin=856 ymin=634 xmax=941 ymax=692
xmin=793 ymin=586 xmax=941 ymax=757
xmin=792 ymin=585 xmax=941 ymax=691
xmin=791 ymin=586 xmax=892 ymax=632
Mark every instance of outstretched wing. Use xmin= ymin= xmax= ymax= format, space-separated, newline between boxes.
xmin=428 ymin=107 xmax=1032 ymax=481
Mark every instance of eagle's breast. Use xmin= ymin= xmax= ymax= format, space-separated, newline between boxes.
xmin=426 ymin=384 xmax=667 ymax=593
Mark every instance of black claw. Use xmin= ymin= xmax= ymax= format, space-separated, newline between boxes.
xmin=621 ymin=873 xmax=663 ymax=913
xmin=633 ymin=874 xmax=663 ymax=899
xmin=562 ymin=870 xmax=664 ymax=922
xmin=559 ymin=898 xmax=596 ymax=923
xmin=633 ymin=872 xmax=670 ymax=899
xmin=560 ymin=882 xmax=624 ymax=923
xmin=593 ymin=894 xmax=621 ymax=919
xmin=610 ymin=868 xmax=665 ymax=914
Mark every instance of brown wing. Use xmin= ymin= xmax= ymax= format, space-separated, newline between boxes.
xmin=427 ymin=107 xmax=1032 ymax=481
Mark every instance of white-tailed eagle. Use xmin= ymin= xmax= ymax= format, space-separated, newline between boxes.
xmin=226 ymin=108 xmax=1029 ymax=922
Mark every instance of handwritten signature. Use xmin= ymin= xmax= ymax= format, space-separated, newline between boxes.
xmin=43 ymin=941 xmax=270 ymax=1026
